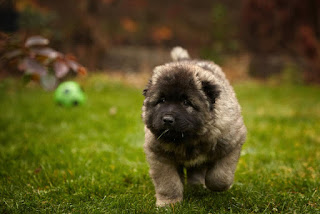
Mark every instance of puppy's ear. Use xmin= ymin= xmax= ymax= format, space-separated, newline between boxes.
xmin=143 ymin=80 xmax=152 ymax=97
xmin=201 ymin=81 xmax=220 ymax=110
xmin=142 ymin=88 xmax=148 ymax=96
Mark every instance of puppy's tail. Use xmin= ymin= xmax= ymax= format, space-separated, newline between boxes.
xmin=171 ymin=46 xmax=190 ymax=61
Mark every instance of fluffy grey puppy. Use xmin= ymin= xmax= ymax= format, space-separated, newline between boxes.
xmin=142 ymin=47 xmax=247 ymax=207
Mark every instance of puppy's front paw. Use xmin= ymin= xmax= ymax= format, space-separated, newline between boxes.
xmin=156 ymin=198 xmax=182 ymax=207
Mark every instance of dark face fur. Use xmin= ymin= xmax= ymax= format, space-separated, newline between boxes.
xmin=143 ymin=68 xmax=220 ymax=143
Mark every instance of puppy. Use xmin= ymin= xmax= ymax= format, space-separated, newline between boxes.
xmin=142 ymin=47 xmax=247 ymax=207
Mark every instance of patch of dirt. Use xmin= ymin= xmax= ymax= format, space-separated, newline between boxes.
xmin=103 ymin=51 xmax=251 ymax=88
xmin=221 ymin=53 xmax=251 ymax=83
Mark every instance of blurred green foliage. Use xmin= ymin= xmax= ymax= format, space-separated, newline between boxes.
xmin=18 ymin=6 xmax=57 ymax=36
xmin=280 ymin=62 xmax=304 ymax=85
xmin=201 ymin=3 xmax=241 ymax=64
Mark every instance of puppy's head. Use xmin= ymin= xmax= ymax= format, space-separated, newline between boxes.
xmin=142 ymin=63 xmax=220 ymax=143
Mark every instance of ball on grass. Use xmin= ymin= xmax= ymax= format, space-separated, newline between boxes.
xmin=54 ymin=81 xmax=86 ymax=107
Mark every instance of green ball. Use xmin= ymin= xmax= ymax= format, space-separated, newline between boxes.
xmin=54 ymin=81 xmax=86 ymax=107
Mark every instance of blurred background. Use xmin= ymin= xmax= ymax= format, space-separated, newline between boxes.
xmin=1 ymin=0 xmax=320 ymax=84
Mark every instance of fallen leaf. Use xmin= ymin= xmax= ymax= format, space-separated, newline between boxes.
xmin=34 ymin=167 xmax=42 ymax=174
xmin=109 ymin=107 xmax=117 ymax=115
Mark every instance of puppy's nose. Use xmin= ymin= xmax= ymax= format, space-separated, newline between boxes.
xmin=163 ymin=115 xmax=175 ymax=125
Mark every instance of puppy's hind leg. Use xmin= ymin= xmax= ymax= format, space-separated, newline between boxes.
xmin=205 ymin=145 xmax=242 ymax=192
xmin=187 ymin=167 xmax=207 ymax=186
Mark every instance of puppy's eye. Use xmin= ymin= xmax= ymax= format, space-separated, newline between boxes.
xmin=183 ymin=99 xmax=191 ymax=106
xmin=158 ymin=97 xmax=166 ymax=104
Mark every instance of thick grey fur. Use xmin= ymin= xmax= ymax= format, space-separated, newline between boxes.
xmin=142 ymin=47 xmax=247 ymax=207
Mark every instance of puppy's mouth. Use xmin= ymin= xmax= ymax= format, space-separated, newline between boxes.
xmin=156 ymin=128 xmax=186 ymax=142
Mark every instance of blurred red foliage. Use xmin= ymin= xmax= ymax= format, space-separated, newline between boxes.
xmin=1 ymin=34 xmax=87 ymax=89
xmin=242 ymin=0 xmax=320 ymax=83
xmin=297 ymin=26 xmax=320 ymax=82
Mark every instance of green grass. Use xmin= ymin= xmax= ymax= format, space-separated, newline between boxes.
xmin=0 ymin=76 xmax=319 ymax=213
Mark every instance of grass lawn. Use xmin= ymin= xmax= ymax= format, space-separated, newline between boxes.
xmin=0 ymin=75 xmax=319 ymax=213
